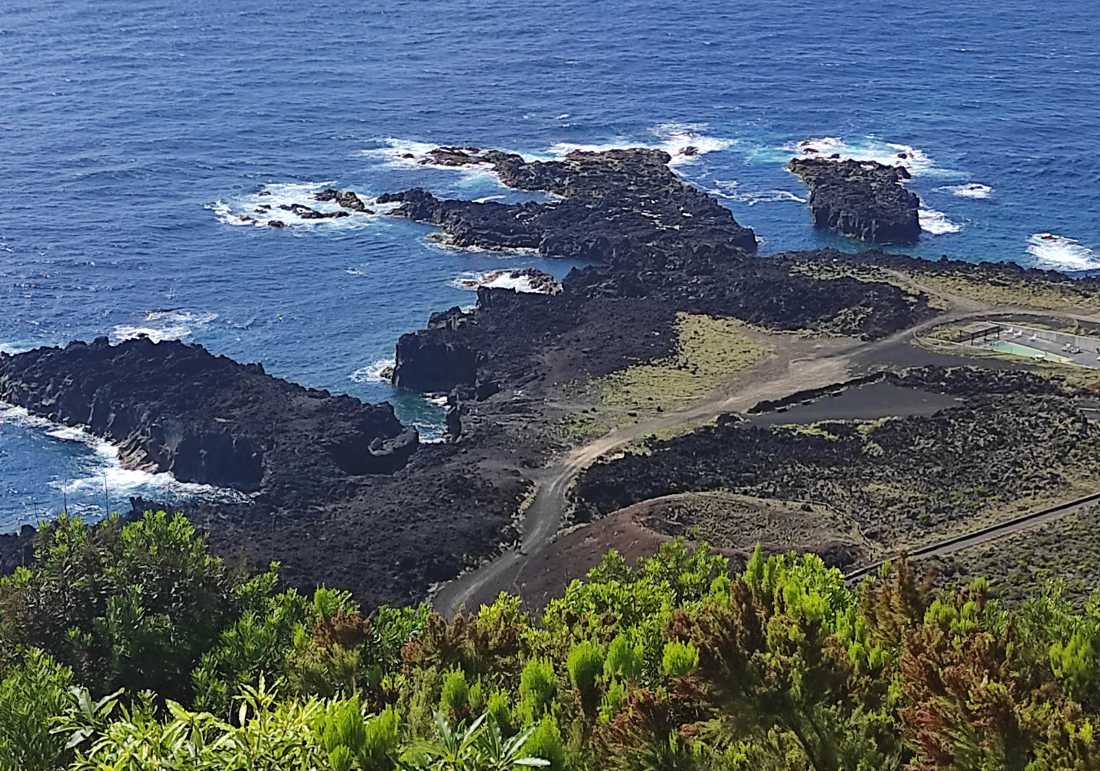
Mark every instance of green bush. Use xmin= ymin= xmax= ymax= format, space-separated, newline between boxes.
xmin=0 ymin=511 xmax=237 ymax=701
xmin=440 ymin=668 xmax=470 ymax=719
xmin=0 ymin=649 xmax=73 ymax=771
xmin=660 ymin=640 xmax=699 ymax=679
xmin=523 ymin=714 xmax=566 ymax=771
xmin=518 ymin=659 xmax=556 ymax=723
xmin=603 ymin=633 xmax=642 ymax=681
xmin=567 ymin=640 xmax=604 ymax=712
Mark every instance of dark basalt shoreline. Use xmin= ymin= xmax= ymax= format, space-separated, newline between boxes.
xmin=0 ymin=339 xmax=525 ymax=605
xmin=385 ymin=148 xmax=937 ymax=396
xmin=788 ymin=157 xmax=921 ymax=243
xmin=0 ymin=339 xmax=527 ymax=604
xmin=0 ymin=337 xmax=419 ymax=491
xmin=378 ymin=147 xmax=758 ymax=261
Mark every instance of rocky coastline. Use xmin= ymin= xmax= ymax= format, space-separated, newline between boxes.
xmin=0 ymin=337 xmax=419 ymax=491
xmin=381 ymin=148 xmax=937 ymax=400
xmin=0 ymin=338 xmax=528 ymax=606
xmin=4 ymin=141 xmax=1100 ymax=610
xmin=787 ymin=157 xmax=921 ymax=243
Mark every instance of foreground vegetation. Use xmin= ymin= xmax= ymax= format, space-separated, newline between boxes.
xmin=3 ymin=511 xmax=1100 ymax=770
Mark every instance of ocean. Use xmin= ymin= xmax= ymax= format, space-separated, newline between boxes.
xmin=1 ymin=0 xmax=1098 ymax=529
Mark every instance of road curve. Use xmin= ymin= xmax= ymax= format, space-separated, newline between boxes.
xmin=433 ymin=302 xmax=1100 ymax=617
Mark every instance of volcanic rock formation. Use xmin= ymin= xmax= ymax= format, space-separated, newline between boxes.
xmin=0 ymin=337 xmax=419 ymax=492
xmin=787 ymin=157 xmax=921 ymax=243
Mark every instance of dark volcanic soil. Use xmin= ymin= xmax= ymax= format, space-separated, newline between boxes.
xmin=573 ymin=367 xmax=1100 ymax=547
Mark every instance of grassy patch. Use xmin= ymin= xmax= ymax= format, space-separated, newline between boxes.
xmin=560 ymin=313 xmax=773 ymax=441
xmin=793 ymin=261 xmax=1100 ymax=314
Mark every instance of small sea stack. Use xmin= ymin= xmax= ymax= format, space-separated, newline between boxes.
xmin=788 ymin=157 xmax=921 ymax=243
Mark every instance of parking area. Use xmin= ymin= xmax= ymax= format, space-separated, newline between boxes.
xmin=959 ymin=322 xmax=1100 ymax=369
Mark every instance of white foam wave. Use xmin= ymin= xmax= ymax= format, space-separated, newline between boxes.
xmin=919 ymin=209 xmax=962 ymax=235
xmin=1027 ymin=233 xmax=1100 ymax=271
xmin=0 ymin=403 xmax=246 ymax=508
xmin=359 ymin=138 xmax=508 ymax=185
xmin=350 ymin=359 xmax=394 ymax=384
xmin=791 ymin=136 xmax=939 ymax=176
xmin=0 ymin=341 xmax=33 ymax=355
xmin=111 ymin=309 xmax=217 ymax=343
xmin=708 ymin=179 xmax=806 ymax=206
xmin=651 ymin=122 xmax=735 ymax=165
xmin=938 ymin=182 xmax=993 ymax=199
xmin=209 ymin=182 xmax=394 ymax=231
xmin=424 ymin=234 xmax=539 ymax=258
xmin=344 ymin=267 xmax=368 ymax=278
xmin=450 ymin=270 xmax=555 ymax=294
xmin=548 ymin=122 xmax=734 ymax=168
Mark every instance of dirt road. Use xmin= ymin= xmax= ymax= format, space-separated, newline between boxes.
xmin=433 ymin=302 xmax=1100 ymax=616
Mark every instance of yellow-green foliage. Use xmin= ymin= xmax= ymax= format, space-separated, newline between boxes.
xmin=563 ymin=313 xmax=772 ymax=440
xmin=12 ymin=512 xmax=1100 ymax=770
xmin=599 ymin=313 xmax=771 ymax=410
xmin=794 ymin=259 xmax=1100 ymax=314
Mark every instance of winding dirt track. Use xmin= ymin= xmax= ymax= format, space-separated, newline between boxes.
xmin=434 ymin=292 xmax=1100 ymax=616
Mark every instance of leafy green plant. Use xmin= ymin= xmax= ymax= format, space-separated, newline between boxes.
xmin=567 ymin=640 xmax=604 ymax=714
xmin=521 ymin=715 xmax=565 ymax=771
xmin=603 ymin=633 xmax=642 ymax=682
xmin=403 ymin=712 xmax=548 ymax=770
xmin=0 ymin=649 xmax=73 ymax=771
xmin=0 ymin=511 xmax=237 ymax=701
xmin=518 ymin=659 xmax=556 ymax=724
xmin=660 ymin=641 xmax=698 ymax=679
xmin=439 ymin=668 xmax=470 ymax=720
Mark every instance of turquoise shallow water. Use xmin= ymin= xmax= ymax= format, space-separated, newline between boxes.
xmin=1 ymin=0 xmax=1098 ymax=528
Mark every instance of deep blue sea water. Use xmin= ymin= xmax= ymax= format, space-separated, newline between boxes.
xmin=1 ymin=0 xmax=1098 ymax=528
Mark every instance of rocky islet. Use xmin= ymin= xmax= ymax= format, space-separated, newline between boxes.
xmin=787 ymin=156 xmax=922 ymax=243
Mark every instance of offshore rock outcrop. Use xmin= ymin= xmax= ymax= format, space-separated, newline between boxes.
xmin=0 ymin=337 xmax=419 ymax=492
xmin=314 ymin=188 xmax=373 ymax=213
xmin=384 ymin=147 xmax=937 ymax=397
xmin=787 ymin=157 xmax=921 ymax=243
xmin=378 ymin=147 xmax=759 ymax=261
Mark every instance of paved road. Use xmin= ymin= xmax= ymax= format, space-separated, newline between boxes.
xmin=844 ymin=491 xmax=1100 ymax=581
xmin=433 ymin=297 xmax=1100 ymax=617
